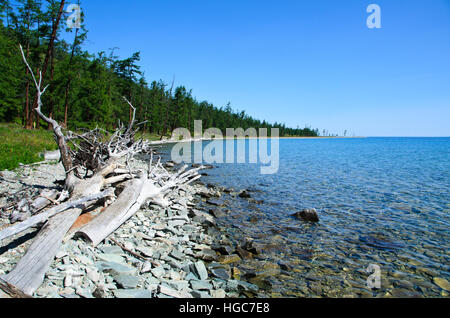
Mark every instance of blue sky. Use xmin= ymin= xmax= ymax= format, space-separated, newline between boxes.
xmin=65 ymin=0 xmax=449 ymax=136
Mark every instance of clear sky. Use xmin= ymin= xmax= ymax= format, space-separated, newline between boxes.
xmin=67 ymin=0 xmax=450 ymax=137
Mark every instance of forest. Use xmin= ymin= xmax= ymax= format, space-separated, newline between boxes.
xmin=0 ymin=0 xmax=319 ymax=138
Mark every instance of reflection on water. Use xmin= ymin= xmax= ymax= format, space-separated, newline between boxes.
xmin=164 ymin=138 xmax=450 ymax=297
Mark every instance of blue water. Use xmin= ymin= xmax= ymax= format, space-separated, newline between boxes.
xmin=167 ymin=138 xmax=450 ymax=297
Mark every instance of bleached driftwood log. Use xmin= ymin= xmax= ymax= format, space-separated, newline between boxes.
xmin=1 ymin=208 xmax=82 ymax=295
xmin=76 ymin=163 xmax=203 ymax=247
xmin=0 ymin=45 xmax=202 ymax=297
xmin=0 ymin=189 xmax=114 ymax=241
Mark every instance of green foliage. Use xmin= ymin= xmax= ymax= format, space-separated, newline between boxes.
xmin=0 ymin=0 xmax=319 ymax=142
xmin=0 ymin=26 xmax=22 ymax=122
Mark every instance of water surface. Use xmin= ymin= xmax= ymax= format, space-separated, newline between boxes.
xmin=164 ymin=137 xmax=450 ymax=297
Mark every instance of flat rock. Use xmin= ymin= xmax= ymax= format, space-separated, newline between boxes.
xmin=168 ymin=220 xmax=186 ymax=228
xmin=159 ymin=285 xmax=193 ymax=298
xmin=235 ymin=247 xmax=253 ymax=260
xmin=237 ymin=280 xmax=259 ymax=293
xmin=113 ymin=289 xmax=153 ymax=298
xmin=210 ymin=267 xmax=230 ymax=280
xmin=96 ymin=261 xmax=137 ymax=276
xmin=170 ymin=249 xmax=185 ymax=261
xmin=218 ymin=254 xmax=242 ymax=265
xmin=190 ymin=280 xmax=213 ymax=291
xmin=209 ymin=209 xmax=226 ymax=218
xmin=86 ymin=268 xmax=101 ymax=283
xmin=167 ymin=280 xmax=190 ymax=291
xmin=151 ymin=266 xmax=166 ymax=278
xmin=137 ymin=246 xmax=154 ymax=257
xmin=114 ymin=274 xmax=140 ymax=289
xmin=206 ymin=198 xmax=223 ymax=207
xmin=210 ymin=289 xmax=226 ymax=298
xmin=99 ymin=246 xmax=124 ymax=255
xmin=190 ymin=290 xmax=212 ymax=298
xmin=433 ymin=277 xmax=450 ymax=291
xmin=140 ymin=262 xmax=152 ymax=274
xmin=193 ymin=261 xmax=208 ymax=280
xmin=97 ymin=254 xmax=126 ymax=264
xmin=212 ymin=245 xmax=235 ymax=256
xmin=195 ymin=248 xmax=218 ymax=261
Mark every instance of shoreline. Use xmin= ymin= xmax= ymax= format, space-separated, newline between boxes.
xmin=0 ymin=159 xmax=261 ymax=298
xmin=148 ymin=136 xmax=367 ymax=146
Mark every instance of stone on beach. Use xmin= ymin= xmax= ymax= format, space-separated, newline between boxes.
xmin=113 ymin=289 xmax=153 ymax=298
xmin=218 ymin=254 xmax=242 ymax=265
xmin=96 ymin=261 xmax=137 ymax=276
xmin=193 ymin=261 xmax=209 ymax=280
xmin=0 ymin=157 xmax=264 ymax=299
xmin=114 ymin=274 xmax=140 ymax=289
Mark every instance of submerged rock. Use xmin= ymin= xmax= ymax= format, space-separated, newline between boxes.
xmin=235 ymin=247 xmax=253 ymax=260
xmin=291 ymin=209 xmax=319 ymax=222
xmin=433 ymin=277 xmax=450 ymax=291
xmin=238 ymin=191 xmax=252 ymax=199
xmin=359 ymin=233 xmax=404 ymax=251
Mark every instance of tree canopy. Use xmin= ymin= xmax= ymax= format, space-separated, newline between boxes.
xmin=0 ymin=1 xmax=319 ymax=137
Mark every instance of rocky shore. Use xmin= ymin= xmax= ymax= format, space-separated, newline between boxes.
xmin=0 ymin=158 xmax=262 ymax=298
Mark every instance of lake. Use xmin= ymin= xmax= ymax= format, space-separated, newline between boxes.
xmin=161 ymin=137 xmax=450 ymax=297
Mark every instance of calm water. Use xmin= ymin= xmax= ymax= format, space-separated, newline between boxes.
xmin=165 ymin=138 xmax=450 ymax=297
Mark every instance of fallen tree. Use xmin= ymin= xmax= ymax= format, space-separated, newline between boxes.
xmin=0 ymin=45 xmax=203 ymax=297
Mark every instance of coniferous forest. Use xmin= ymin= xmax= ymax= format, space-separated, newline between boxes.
xmin=0 ymin=1 xmax=319 ymax=137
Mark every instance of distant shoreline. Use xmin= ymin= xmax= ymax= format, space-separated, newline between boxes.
xmin=149 ymin=136 xmax=367 ymax=145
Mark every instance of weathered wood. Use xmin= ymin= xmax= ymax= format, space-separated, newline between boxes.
xmin=0 ymin=277 xmax=32 ymax=298
xmin=30 ymin=189 xmax=59 ymax=214
xmin=0 ymin=189 xmax=114 ymax=242
xmin=77 ymin=166 xmax=203 ymax=247
xmin=76 ymin=178 xmax=144 ymax=246
xmin=19 ymin=44 xmax=74 ymax=180
xmin=0 ymin=208 xmax=81 ymax=296
xmin=7 ymin=48 xmax=159 ymax=297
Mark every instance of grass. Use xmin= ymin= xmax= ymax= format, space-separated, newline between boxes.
xmin=0 ymin=124 xmax=168 ymax=171
xmin=136 ymin=132 xmax=165 ymax=142
xmin=0 ymin=123 xmax=58 ymax=171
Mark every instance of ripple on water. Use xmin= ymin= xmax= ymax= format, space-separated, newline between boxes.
xmin=163 ymin=138 xmax=450 ymax=297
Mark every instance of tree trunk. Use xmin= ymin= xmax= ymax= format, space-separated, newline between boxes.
xmin=29 ymin=0 xmax=65 ymax=130
xmin=24 ymin=43 xmax=30 ymax=128
xmin=47 ymin=47 xmax=55 ymax=130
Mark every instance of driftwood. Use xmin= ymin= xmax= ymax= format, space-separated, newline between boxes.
xmin=0 ymin=189 xmax=114 ymax=241
xmin=0 ymin=277 xmax=32 ymax=298
xmin=0 ymin=208 xmax=82 ymax=295
xmin=5 ymin=189 xmax=59 ymax=224
xmin=30 ymin=189 xmax=59 ymax=213
xmin=0 ymin=46 xmax=203 ymax=297
xmin=76 ymin=163 xmax=203 ymax=246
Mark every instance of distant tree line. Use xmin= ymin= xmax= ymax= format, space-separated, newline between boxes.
xmin=0 ymin=0 xmax=319 ymax=137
